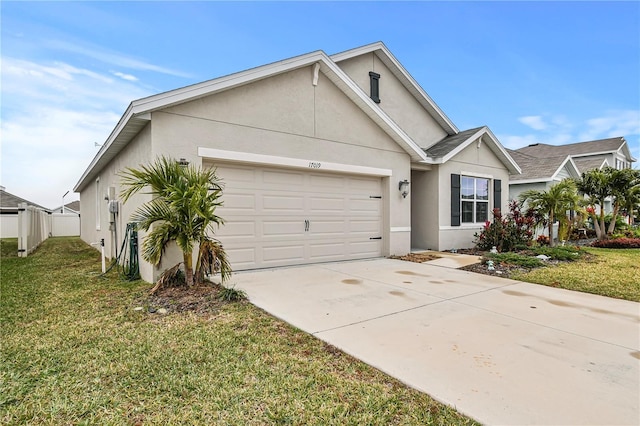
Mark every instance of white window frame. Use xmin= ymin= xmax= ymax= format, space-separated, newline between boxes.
xmin=461 ymin=176 xmax=490 ymax=224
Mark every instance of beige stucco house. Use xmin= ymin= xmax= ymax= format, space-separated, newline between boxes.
xmin=74 ymin=42 xmax=520 ymax=283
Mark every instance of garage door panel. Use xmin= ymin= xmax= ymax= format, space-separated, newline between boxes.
xmin=309 ymin=196 xmax=345 ymax=212
xmin=348 ymin=240 xmax=382 ymax=256
xmin=309 ymin=242 xmax=348 ymax=260
xmin=349 ymin=219 xmax=382 ymax=233
xmin=349 ymin=198 xmax=382 ymax=214
xmin=309 ymin=174 xmax=346 ymax=190
xmin=217 ymin=165 xmax=256 ymax=185
xmin=262 ymin=195 xmax=305 ymax=212
xmin=308 ymin=219 xmax=346 ymax=236
xmin=221 ymin=193 xmax=256 ymax=211
xmin=263 ymin=220 xmax=305 ymax=237
xmin=263 ymin=170 xmax=306 ymax=187
xmin=262 ymin=244 xmax=306 ymax=263
xmin=225 ymin=247 xmax=257 ymax=269
xmin=349 ymin=177 xmax=382 ymax=193
xmin=216 ymin=221 xmax=256 ymax=237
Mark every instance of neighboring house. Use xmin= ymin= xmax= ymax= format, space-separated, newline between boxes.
xmin=508 ymin=137 xmax=637 ymax=211
xmin=0 ymin=186 xmax=51 ymax=238
xmin=74 ymin=42 xmax=520 ymax=283
xmin=51 ymin=200 xmax=81 ymax=215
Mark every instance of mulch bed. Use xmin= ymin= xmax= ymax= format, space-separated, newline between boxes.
xmin=389 ymin=253 xmax=441 ymax=263
xmin=459 ymin=262 xmax=534 ymax=279
xmin=138 ymin=283 xmax=233 ymax=315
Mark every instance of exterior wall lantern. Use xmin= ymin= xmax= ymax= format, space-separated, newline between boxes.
xmin=398 ymin=179 xmax=410 ymax=198
xmin=178 ymin=158 xmax=190 ymax=167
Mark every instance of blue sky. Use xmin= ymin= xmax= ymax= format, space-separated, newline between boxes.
xmin=2 ymin=1 xmax=639 ymax=208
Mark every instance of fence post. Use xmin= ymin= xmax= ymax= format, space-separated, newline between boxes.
xmin=18 ymin=203 xmax=28 ymax=257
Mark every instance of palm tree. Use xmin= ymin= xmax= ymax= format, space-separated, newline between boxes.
xmin=576 ymin=168 xmax=611 ymax=240
xmin=120 ymin=156 xmax=231 ymax=288
xmin=518 ymin=179 xmax=578 ymax=247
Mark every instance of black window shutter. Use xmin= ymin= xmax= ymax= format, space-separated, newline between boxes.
xmin=369 ymin=72 xmax=380 ymax=103
xmin=494 ymin=179 xmax=502 ymax=211
xmin=451 ymin=174 xmax=461 ymax=227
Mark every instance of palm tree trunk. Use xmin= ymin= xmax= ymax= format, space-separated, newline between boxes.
xmin=183 ymin=251 xmax=194 ymax=287
xmin=599 ymin=204 xmax=607 ymax=240
xmin=607 ymin=203 xmax=620 ymax=234
xmin=548 ymin=210 xmax=555 ymax=247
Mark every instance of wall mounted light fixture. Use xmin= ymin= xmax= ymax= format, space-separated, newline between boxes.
xmin=399 ymin=179 xmax=410 ymax=198
xmin=178 ymin=158 xmax=190 ymax=167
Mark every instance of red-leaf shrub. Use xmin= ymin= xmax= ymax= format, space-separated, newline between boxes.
xmin=591 ymin=238 xmax=640 ymax=249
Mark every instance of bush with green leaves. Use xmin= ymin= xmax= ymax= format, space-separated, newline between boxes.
xmin=474 ymin=201 xmax=538 ymax=252
xmin=483 ymin=252 xmax=544 ymax=268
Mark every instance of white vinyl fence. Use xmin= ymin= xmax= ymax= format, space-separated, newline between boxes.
xmin=52 ymin=213 xmax=81 ymax=237
xmin=17 ymin=203 xmax=51 ymax=257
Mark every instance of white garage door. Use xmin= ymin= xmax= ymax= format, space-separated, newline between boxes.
xmin=213 ymin=163 xmax=383 ymax=270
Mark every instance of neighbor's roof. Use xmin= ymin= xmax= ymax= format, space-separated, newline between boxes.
xmin=514 ymin=137 xmax=635 ymax=161
xmin=507 ymin=150 xmax=579 ymax=182
xmin=0 ymin=188 xmax=50 ymax=211
xmin=425 ymin=127 xmax=521 ymax=174
xmin=573 ymin=157 xmax=609 ymax=174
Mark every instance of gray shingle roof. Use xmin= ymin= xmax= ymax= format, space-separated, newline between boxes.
xmin=514 ymin=137 xmax=626 ymax=158
xmin=424 ymin=127 xmax=484 ymax=158
xmin=508 ymin=150 xmax=575 ymax=181
xmin=573 ymin=157 xmax=608 ymax=174
xmin=0 ymin=189 xmax=49 ymax=211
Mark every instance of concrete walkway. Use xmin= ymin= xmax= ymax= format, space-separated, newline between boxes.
xmin=234 ymin=258 xmax=640 ymax=425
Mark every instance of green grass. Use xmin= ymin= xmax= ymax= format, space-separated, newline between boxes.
xmin=511 ymin=247 xmax=640 ymax=302
xmin=1 ymin=237 xmax=476 ymax=425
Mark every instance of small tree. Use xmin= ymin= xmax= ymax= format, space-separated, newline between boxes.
xmin=120 ymin=156 xmax=232 ymax=289
xmin=518 ymin=179 xmax=578 ymax=247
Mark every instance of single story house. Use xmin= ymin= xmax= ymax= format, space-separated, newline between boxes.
xmin=74 ymin=42 xmax=520 ymax=283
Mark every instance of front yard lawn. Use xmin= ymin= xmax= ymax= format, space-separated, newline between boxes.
xmin=0 ymin=237 xmax=476 ymax=425
xmin=509 ymin=247 xmax=640 ymax=302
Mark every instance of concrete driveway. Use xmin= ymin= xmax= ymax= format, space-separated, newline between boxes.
xmin=234 ymin=258 xmax=640 ymax=425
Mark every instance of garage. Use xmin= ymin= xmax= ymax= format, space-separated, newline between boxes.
xmin=211 ymin=162 xmax=383 ymax=270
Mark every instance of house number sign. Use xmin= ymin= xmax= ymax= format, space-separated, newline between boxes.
xmin=308 ymin=162 xmax=321 ymax=169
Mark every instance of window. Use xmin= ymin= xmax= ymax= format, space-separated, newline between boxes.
xmin=461 ymin=176 xmax=489 ymax=223
xmin=369 ymin=72 xmax=380 ymax=103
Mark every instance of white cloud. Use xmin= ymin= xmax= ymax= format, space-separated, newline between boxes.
xmin=579 ymin=110 xmax=640 ymax=141
xmin=113 ymin=71 xmax=138 ymax=81
xmin=0 ymin=56 xmax=153 ymax=208
xmin=46 ymin=39 xmax=192 ymax=78
xmin=518 ymin=115 xmax=547 ymax=131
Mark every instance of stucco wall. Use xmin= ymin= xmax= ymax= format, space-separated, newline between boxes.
xmin=335 ymin=53 xmax=448 ymax=149
xmin=80 ymin=124 xmax=153 ymax=281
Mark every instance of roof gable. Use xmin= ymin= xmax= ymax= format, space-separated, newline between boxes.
xmin=425 ymin=127 xmax=521 ymax=174
xmin=508 ymin=151 xmax=579 ymax=183
xmin=331 ymin=42 xmax=458 ymax=135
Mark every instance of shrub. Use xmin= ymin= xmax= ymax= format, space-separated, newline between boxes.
xmin=474 ymin=201 xmax=537 ymax=252
xmin=591 ymin=238 xmax=640 ymax=249
xmin=528 ymin=246 xmax=582 ymax=261
xmin=217 ymin=285 xmax=247 ymax=302
xmin=484 ymin=252 xmax=544 ymax=268
xmin=536 ymin=235 xmax=549 ymax=246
